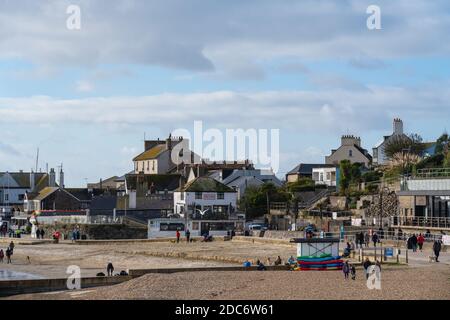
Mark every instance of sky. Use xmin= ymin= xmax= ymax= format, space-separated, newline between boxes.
xmin=0 ymin=0 xmax=449 ymax=186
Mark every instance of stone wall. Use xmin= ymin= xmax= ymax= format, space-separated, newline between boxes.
xmin=40 ymin=223 xmax=147 ymax=240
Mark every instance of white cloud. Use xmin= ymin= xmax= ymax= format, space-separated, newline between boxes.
xmin=0 ymin=84 xmax=448 ymax=134
xmin=0 ymin=0 xmax=449 ymax=77
xmin=75 ymin=80 xmax=95 ymax=92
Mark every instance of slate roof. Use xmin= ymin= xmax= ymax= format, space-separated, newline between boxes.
xmin=178 ymin=176 xmax=235 ymax=193
xmin=125 ymin=174 xmax=182 ymax=191
xmin=133 ymin=144 xmax=167 ymax=161
xmin=0 ymin=172 xmax=50 ymax=190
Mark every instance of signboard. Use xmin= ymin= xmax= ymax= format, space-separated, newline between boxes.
xmin=332 ymin=212 xmax=338 ymax=220
xmin=384 ymin=248 xmax=394 ymax=257
xmin=415 ymin=196 xmax=427 ymax=206
xmin=442 ymin=235 xmax=450 ymax=246
xmin=202 ymin=193 xmax=217 ymax=200
xmin=352 ymin=219 xmax=362 ymax=227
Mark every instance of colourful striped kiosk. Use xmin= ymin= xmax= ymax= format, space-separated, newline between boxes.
xmin=290 ymin=238 xmax=343 ymax=271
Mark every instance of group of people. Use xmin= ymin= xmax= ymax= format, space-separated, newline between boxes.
xmin=243 ymin=255 xmax=297 ymax=271
xmin=35 ymin=228 xmax=46 ymax=239
xmin=342 ymin=261 xmax=357 ymax=280
xmin=406 ymin=233 xmax=425 ymax=252
xmin=354 ymin=231 xmax=382 ymax=249
xmin=0 ymin=241 xmax=15 ymax=264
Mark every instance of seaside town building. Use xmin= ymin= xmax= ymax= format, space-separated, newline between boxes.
xmin=373 ymin=118 xmax=411 ymax=166
xmin=325 ymin=135 xmax=372 ymax=167
xmin=286 ymin=163 xmax=335 ymax=183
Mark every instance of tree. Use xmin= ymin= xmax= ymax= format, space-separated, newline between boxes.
xmin=239 ymin=183 xmax=289 ymax=219
xmin=384 ymin=133 xmax=425 ymax=159
xmin=339 ymin=160 xmax=363 ymax=196
xmin=435 ymin=133 xmax=450 ymax=155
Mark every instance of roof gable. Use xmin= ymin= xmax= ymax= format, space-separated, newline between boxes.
xmin=180 ymin=177 xmax=235 ymax=193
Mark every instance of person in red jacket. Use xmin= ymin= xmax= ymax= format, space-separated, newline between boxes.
xmin=417 ymin=233 xmax=425 ymax=251
xmin=176 ymin=229 xmax=181 ymax=243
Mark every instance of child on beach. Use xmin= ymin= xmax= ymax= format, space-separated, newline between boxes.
xmin=343 ymin=261 xmax=350 ymax=280
xmin=350 ymin=264 xmax=356 ymax=280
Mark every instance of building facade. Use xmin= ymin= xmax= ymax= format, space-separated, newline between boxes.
xmin=174 ymin=177 xmax=237 ymax=218
xmin=325 ymin=135 xmax=372 ymax=167
xmin=373 ymin=118 xmax=411 ymax=166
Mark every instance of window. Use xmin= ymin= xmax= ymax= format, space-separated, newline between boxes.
xmin=18 ymin=194 xmax=25 ymax=201
xmin=319 ymin=173 xmax=324 ymax=182
xmin=195 ymin=192 xmax=202 ymax=199
xmin=326 ymin=172 xmax=331 ymax=181
xmin=4 ymin=194 xmax=8 ymax=201
xmin=147 ymin=161 xmax=150 ymax=171
xmin=217 ymin=192 xmax=224 ymax=199
xmin=160 ymin=223 xmax=184 ymax=231
xmin=180 ymin=192 xmax=185 ymax=200
xmin=349 ymin=150 xmax=353 ymax=157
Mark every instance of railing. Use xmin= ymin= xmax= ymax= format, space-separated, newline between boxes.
xmin=390 ymin=216 xmax=450 ymax=229
xmin=415 ymin=168 xmax=450 ymax=179
xmin=88 ymin=215 xmax=123 ymax=224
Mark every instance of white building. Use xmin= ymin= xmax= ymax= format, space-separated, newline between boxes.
xmin=0 ymin=170 xmax=54 ymax=215
xmin=212 ymin=169 xmax=282 ymax=200
xmin=312 ymin=166 xmax=338 ymax=187
xmin=174 ymin=177 xmax=237 ymax=217
xmin=373 ymin=118 xmax=411 ymax=166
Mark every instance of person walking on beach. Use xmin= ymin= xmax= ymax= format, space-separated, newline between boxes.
xmin=364 ymin=232 xmax=370 ymax=247
xmin=0 ymin=249 xmax=4 ymax=263
xmin=343 ymin=261 xmax=350 ymax=280
xmin=350 ymin=264 xmax=356 ymax=280
xmin=411 ymin=234 xmax=418 ymax=252
xmin=107 ymin=262 xmax=114 ymax=276
xmin=8 ymin=241 xmax=14 ymax=254
xmin=5 ymin=248 xmax=12 ymax=264
xmin=176 ymin=229 xmax=181 ymax=243
xmin=372 ymin=232 xmax=379 ymax=247
xmin=433 ymin=240 xmax=442 ymax=263
xmin=417 ymin=234 xmax=425 ymax=252
xmin=358 ymin=232 xmax=364 ymax=249
xmin=363 ymin=258 xmax=372 ymax=280
xmin=185 ymin=229 xmax=191 ymax=243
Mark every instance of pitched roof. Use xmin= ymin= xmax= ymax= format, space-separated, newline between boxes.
xmin=31 ymin=187 xmax=59 ymax=201
xmin=179 ymin=176 xmax=235 ymax=193
xmin=133 ymin=144 xmax=167 ymax=161
xmin=287 ymin=164 xmax=335 ymax=175
xmin=0 ymin=172 xmax=49 ymax=189
xmin=125 ymin=174 xmax=182 ymax=191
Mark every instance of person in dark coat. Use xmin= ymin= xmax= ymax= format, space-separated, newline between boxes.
xmin=372 ymin=233 xmax=379 ymax=247
xmin=433 ymin=240 xmax=442 ymax=263
xmin=185 ymin=229 xmax=191 ymax=243
xmin=363 ymin=258 xmax=372 ymax=280
xmin=358 ymin=232 xmax=365 ymax=249
xmin=107 ymin=262 xmax=114 ymax=276
xmin=411 ymin=234 xmax=418 ymax=252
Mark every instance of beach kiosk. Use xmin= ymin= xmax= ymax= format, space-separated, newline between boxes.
xmin=290 ymin=238 xmax=343 ymax=271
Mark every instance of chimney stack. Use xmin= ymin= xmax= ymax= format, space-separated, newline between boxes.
xmin=49 ymin=168 xmax=56 ymax=187
xmin=393 ymin=118 xmax=404 ymax=135
xmin=59 ymin=166 xmax=64 ymax=189
xmin=30 ymin=171 xmax=35 ymax=192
